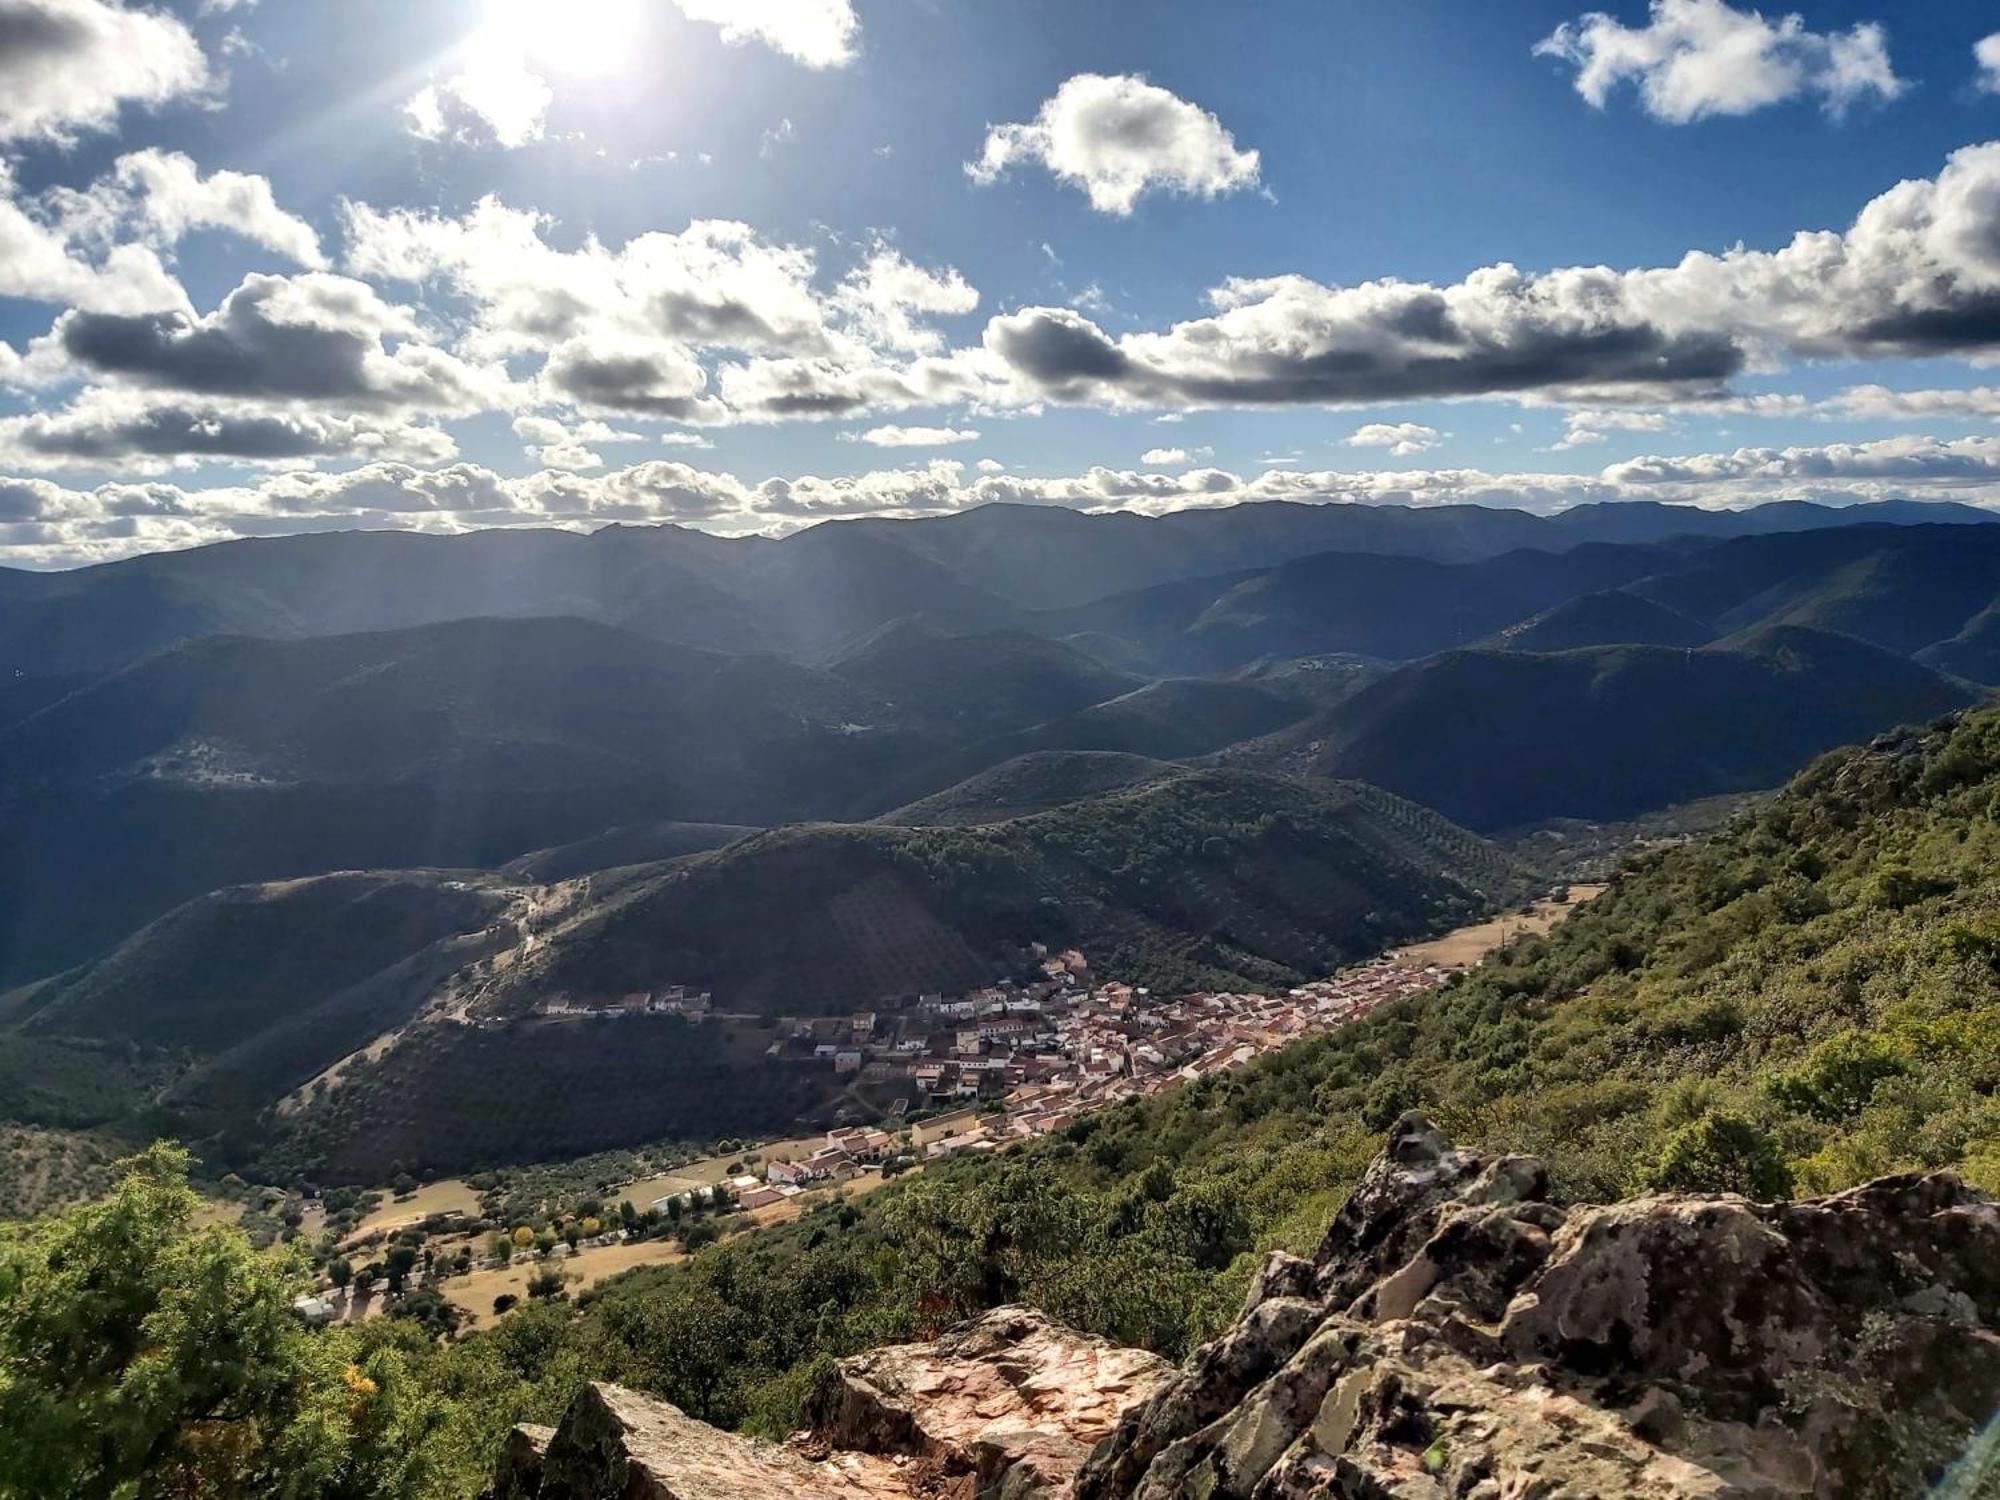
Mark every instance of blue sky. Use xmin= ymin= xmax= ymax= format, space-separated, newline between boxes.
xmin=7 ymin=0 xmax=2000 ymax=563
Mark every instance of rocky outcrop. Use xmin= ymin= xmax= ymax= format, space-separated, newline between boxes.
xmin=816 ymin=1307 xmax=1173 ymax=1498
xmin=492 ymin=1118 xmax=2000 ymax=1499
xmin=1077 ymin=1112 xmax=2000 ymax=1499
xmin=488 ymin=1308 xmax=1171 ymax=1500
xmin=487 ymin=1382 xmax=911 ymax=1499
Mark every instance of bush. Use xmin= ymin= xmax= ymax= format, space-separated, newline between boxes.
xmin=1635 ymin=1110 xmax=1793 ymax=1200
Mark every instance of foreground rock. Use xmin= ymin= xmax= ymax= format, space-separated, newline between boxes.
xmin=489 ymin=1308 xmax=1171 ymax=1500
xmin=491 ymin=1118 xmax=2000 ymax=1498
xmin=1077 ymin=1112 xmax=2000 ymax=1499
xmin=817 ymin=1307 xmax=1173 ymax=1497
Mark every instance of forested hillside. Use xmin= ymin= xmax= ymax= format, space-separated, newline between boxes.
xmin=14 ymin=699 xmax=2000 ymax=1497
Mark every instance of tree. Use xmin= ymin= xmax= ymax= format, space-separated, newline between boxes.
xmin=492 ymin=1293 xmax=519 ymax=1315
xmin=327 ymin=1256 xmax=354 ymax=1293
xmin=383 ymin=1245 xmax=419 ymax=1294
xmin=0 ymin=1143 xmax=419 ymax=1497
xmin=510 ymin=1225 xmax=535 ymax=1251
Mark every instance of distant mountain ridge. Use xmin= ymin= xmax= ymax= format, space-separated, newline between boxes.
xmin=1278 ymin=623 xmax=1979 ymax=829
xmin=5 ymin=497 xmax=1993 ymax=678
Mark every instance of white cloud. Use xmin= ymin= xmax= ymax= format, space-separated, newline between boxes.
xmin=1537 ymin=0 xmax=1903 ymax=124
xmin=1826 ymin=385 xmax=2000 ymax=421
xmin=1978 ymin=34 xmax=2000 ymax=94
xmin=50 ymin=150 xmax=323 ymax=269
xmin=404 ymin=28 xmax=553 ymax=149
xmin=433 ymin=57 xmax=551 ymax=148
xmin=968 ymin=73 xmax=1262 ymax=216
xmin=669 ymin=0 xmax=857 ymax=69
xmin=0 ymin=0 xmax=211 ymax=146
xmin=842 ymin=424 xmax=981 ymax=447
xmin=0 ymin=196 xmax=187 ymax=316
xmin=17 ymin=441 xmax=2000 ymax=569
xmin=1548 ymin=409 xmax=1674 ymax=450
xmin=976 ymin=458 xmax=1005 ymax=474
xmin=1142 ymin=447 xmax=1189 ymax=466
xmin=1347 ymin=422 xmax=1445 ymax=456
xmin=26 ymin=272 xmax=509 ymax=415
xmin=0 ymin=387 xmax=455 ymax=471
xmin=759 ymin=116 xmax=796 ymax=159
xmin=830 ymin=245 xmax=979 ymax=355
xmin=1607 ymin=433 xmax=2000 ymax=486
xmin=981 ymin=141 xmax=2000 ymax=413
xmin=513 ymin=414 xmax=644 ymax=470
xmin=342 ymin=195 xmax=996 ymax=425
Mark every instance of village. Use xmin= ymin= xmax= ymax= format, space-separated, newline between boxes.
xmin=542 ymin=944 xmax=1452 ymax=1212
xmin=294 ymin=890 xmax=1598 ymax=1329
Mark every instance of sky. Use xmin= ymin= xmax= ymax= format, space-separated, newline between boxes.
xmin=8 ymin=0 xmax=2000 ymax=565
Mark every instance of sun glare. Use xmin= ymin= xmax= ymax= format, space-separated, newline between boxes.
xmin=477 ymin=0 xmax=642 ymax=77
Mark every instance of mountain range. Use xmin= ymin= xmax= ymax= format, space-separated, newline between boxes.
xmin=5 ymin=495 xmax=2000 ymax=1176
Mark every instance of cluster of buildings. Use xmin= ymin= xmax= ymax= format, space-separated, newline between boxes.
xmin=534 ymin=985 xmax=714 ymax=1019
xmin=748 ymin=952 xmax=1452 ymax=1179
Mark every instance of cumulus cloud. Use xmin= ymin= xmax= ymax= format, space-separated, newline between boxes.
xmin=967 ymin=73 xmax=1262 ymax=216
xmin=1548 ymin=409 xmax=1675 ymax=449
xmin=31 ymin=272 xmax=506 ymax=413
xmin=1142 ymin=447 xmax=1188 ymax=466
xmin=983 ymin=272 xmax=1741 ymax=410
xmin=1606 ymin=433 xmax=2000 ymax=486
xmin=1537 ymin=0 xmax=1903 ymax=123
xmin=0 ymin=149 xmax=321 ymax=322
xmin=513 ymin=414 xmax=644 ymax=470
xmin=48 ymin=149 xmax=323 ymax=268
xmin=1348 ymin=422 xmax=1445 ymax=456
xmin=980 ymin=141 xmax=2000 ymax=413
xmin=404 ymin=55 xmax=552 ymax=149
xmin=829 ymin=246 xmax=980 ymax=355
xmin=1826 ymin=385 xmax=2000 ymax=421
xmin=341 ymin=198 xmax=988 ymax=424
xmin=18 ymin=439 xmax=2000 ymax=569
xmin=0 ymin=388 xmax=455 ymax=470
xmin=0 ymin=196 xmax=186 ymax=316
xmin=1977 ymin=34 xmax=2000 ymax=94
xmin=0 ymin=0 xmax=211 ymax=145
xmin=670 ymin=0 xmax=857 ymax=69
xmin=842 ymin=424 xmax=980 ymax=447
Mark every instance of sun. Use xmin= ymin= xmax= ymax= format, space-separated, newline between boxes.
xmin=476 ymin=0 xmax=643 ymax=78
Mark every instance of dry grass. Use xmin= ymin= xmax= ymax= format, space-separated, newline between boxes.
xmin=443 ymin=1236 xmax=690 ymax=1329
xmin=1391 ymin=884 xmax=1607 ymax=969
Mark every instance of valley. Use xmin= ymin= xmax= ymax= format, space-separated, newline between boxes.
xmin=2 ymin=501 xmax=1995 ymax=1198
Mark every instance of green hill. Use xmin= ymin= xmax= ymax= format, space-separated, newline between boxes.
xmin=458 ymin=768 xmax=1527 ymax=1021
xmin=1298 ymin=625 xmax=1980 ymax=829
xmin=823 ymin=621 xmax=1142 ymax=734
xmin=251 ymin=769 xmax=1523 ymax=1178
xmin=1485 ymin=588 xmax=1714 ymax=652
xmin=501 ymin=822 xmax=758 ymax=881
xmin=874 ymin=751 xmax=1186 ymax=826
xmin=0 ymin=768 xmax=1524 ymax=1182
